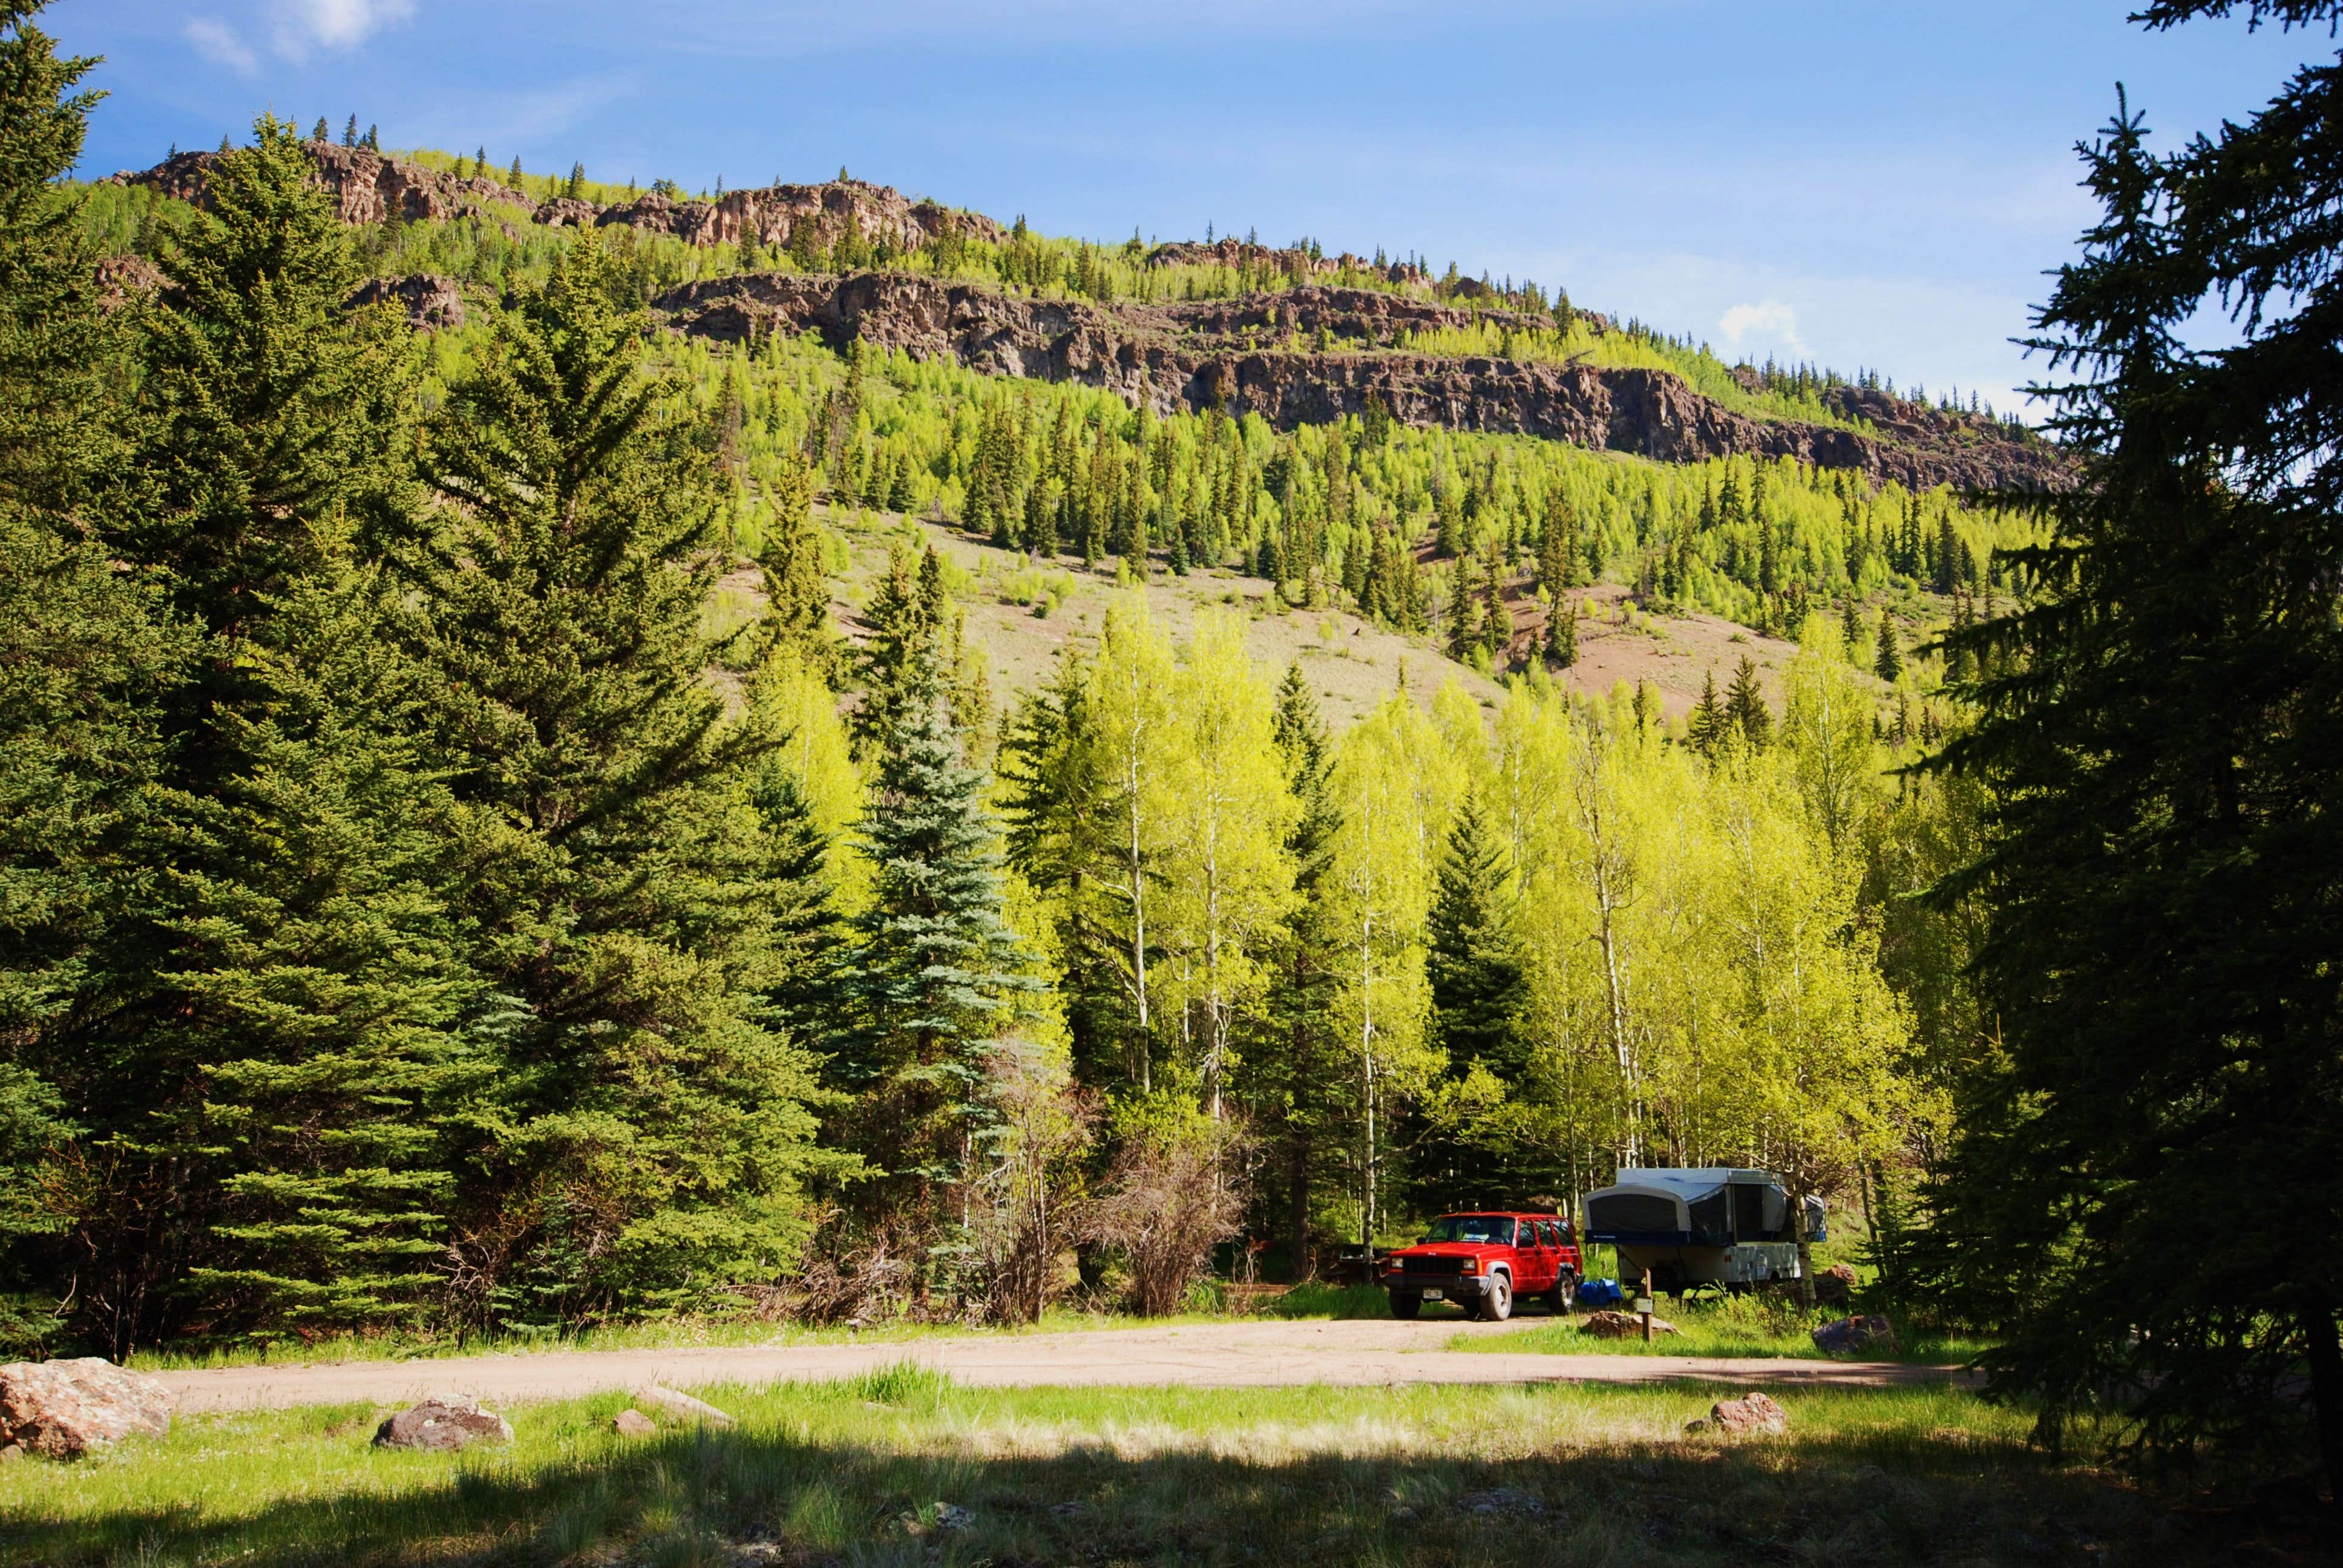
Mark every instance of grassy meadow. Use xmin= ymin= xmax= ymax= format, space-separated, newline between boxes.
xmin=0 ymin=1371 xmax=2209 ymax=1568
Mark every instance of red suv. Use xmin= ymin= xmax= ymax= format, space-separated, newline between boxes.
xmin=1379 ymin=1212 xmax=1582 ymax=1321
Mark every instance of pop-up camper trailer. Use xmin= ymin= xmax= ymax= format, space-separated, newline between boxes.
xmin=1582 ymin=1168 xmax=1825 ymax=1295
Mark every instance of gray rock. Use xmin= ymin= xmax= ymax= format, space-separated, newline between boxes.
xmin=372 ymin=1397 xmax=513 ymax=1452
xmin=1810 ymin=1315 xmax=1898 ymax=1356
xmin=612 ymin=1408 xmax=658 ymax=1437
xmin=1458 ymin=1488 xmax=1543 ymax=1517
xmin=933 ymin=1503 xmax=974 ymax=1532
xmin=0 ymin=1358 xmax=174 ymax=1458
xmin=635 ymin=1384 xmax=735 ymax=1427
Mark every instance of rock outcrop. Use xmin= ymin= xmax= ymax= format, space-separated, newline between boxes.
xmin=594 ymin=179 xmax=1000 ymax=253
xmin=1145 ymin=237 xmax=1423 ymax=287
xmin=120 ymin=142 xmax=528 ymax=227
xmin=347 ymin=273 xmax=465 ymax=330
xmin=0 ymin=1358 xmax=174 ymax=1459
xmin=654 ymin=272 xmax=2066 ymax=493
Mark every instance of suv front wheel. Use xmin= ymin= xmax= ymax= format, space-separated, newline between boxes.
xmin=1389 ymin=1293 xmax=1422 ymax=1321
xmin=1476 ymin=1272 xmax=1512 ymax=1321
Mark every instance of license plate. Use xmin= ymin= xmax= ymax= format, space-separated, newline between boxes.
xmin=1422 ymin=1289 xmax=1444 ymax=1301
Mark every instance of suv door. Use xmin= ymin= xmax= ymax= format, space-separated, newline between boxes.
xmin=1515 ymin=1218 xmax=1550 ymax=1292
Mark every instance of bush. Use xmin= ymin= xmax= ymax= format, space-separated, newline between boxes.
xmin=1086 ymin=1099 xmax=1251 ymax=1317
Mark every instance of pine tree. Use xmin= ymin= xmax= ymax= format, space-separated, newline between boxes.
xmin=0 ymin=8 xmax=189 ymax=1338
xmin=1425 ymin=795 xmax=1524 ymax=1072
xmin=307 ymin=116 xmax=326 ymax=142
xmin=1257 ymin=664 xmax=1348 ymax=1261
xmin=1725 ymin=655 xmax=1771 ymax=750
xmin=1687 ymin=668 xmax=1725 ymax=756
xmin=341 ymin=114 xmax=356 ymax=148
xmin=411 ymin=232 xmax=825 ymax=1321
xmin=755 ymin=449 xmax=837 ymax=684
xmin=128 ymin=117 xmax=412 ymax=662
xmin=1840 ymin=593 xmax=1864 ymax=656
xmin=852 ymin=540 xmax=943 ymax=753
xmin=1546 ymin=596 xmax=1578 ymax=668
xmin=1412 ymin=792 xmax=1534 ymax=1212
xmin=833 ymin=661 xmax=1035 ymax=1228
xmin=1923 ymin=15 xmax=2343 ymax=1492
xmin=166 ymin=546 xmax=482 ymax=1338
xmin=1873 ymin=608 xmax=1902 ymax=684
xmin=1446 ymin=554 xmax=1481 ymax=661
xmin=565 ymin=161 xmax=585 ymax=201
xmin=363 ymin=125 xmax=378 ymax=152
xmin=506 ymin=154 xmax=522 ymax=188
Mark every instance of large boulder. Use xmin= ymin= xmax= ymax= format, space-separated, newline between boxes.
xmin=1706 ymin=1391 xmax=1788 ymax=1437
xmin=372 ymin=1397 xmax=513 ymax=1452
xmin=0 ymin=1358 xmax=174 ymax=1458
xmin=1810 ymin=1315 xmax=1898 ymax=1356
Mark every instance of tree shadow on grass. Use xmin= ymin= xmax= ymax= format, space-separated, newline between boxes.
xmin=1 ymin=1389 xmax=2212 ymax=1568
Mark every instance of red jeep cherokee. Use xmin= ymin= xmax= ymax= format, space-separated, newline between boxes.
xmin=1379 ymin=1211 xmax=1582 ymax=1321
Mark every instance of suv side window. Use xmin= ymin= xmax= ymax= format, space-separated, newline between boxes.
xmin=1538 ymin=1221 xmax=1561 ymax=1247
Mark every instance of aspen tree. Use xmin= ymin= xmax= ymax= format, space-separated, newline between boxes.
xmin=1086 ymin=593 xmax=1178 ymax=1089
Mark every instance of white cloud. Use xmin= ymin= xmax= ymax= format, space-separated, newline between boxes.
xmin=185 ymin=17 xmax=260 ymax=75
xmin=269 ymin=0 xmax=418 ymax=59
xmin=1717 ymin=300 xmax=1807 ymax=357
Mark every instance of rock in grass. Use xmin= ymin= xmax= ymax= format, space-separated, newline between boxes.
xmin=1810 ymin=1314 xmax=1898 ymax=1355
xmin=611 ymin=1408 xmax=658 ymax=1437
xmin=1579 ymin=1309 xmax=1678 ymax=1338
xmin=934 ymin=1503 xmax=974 ymax=1532
xmin=0 ymin=1357 xmax=174 ymax=1458
xmin=1708 ymin=1391 xmax=1788 ymax=1437
xmin=1458 ymin=1488 xmax=1544 ymax=1517
xmin=372 ymin=1397 xmax=513 ymax=1451
xmin=635 ymin=1385 xmax=735 ymax=1426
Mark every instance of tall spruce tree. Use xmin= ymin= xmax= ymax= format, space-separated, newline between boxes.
xmin=1925 ymin=0 xmax=2343 ymax=1494
xmin=0 ymin=4 xmax=191 ymax=1344
xmin=1725 ymin=655 xmax=1771 ymax=750
xmin=71 ymin=115 xmax=433 ymax=1351
xmin=1409 ymin=793 xmax=1534 ymax=1214
xmin=1256 ymin=664 xmax=1349 ymax=1266
xmin=410 ymin=234 xmax=826 ymax=1325
xmin=833 ymin=661 xmax=1035 ymax=1233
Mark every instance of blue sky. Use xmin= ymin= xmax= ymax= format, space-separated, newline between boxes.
xmin=59 ymin=1 xmax=2327 ymax=411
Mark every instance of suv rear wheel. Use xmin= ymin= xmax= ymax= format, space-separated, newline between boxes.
xmin=1477 ymin=1272 xmax=1513 ymax=1321
xmin=1543 ymin=1270 xmax=1577 ymax=1315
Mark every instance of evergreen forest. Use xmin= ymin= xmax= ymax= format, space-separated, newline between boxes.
xmin=1 ymin=0 xmax=2337 ymax=1498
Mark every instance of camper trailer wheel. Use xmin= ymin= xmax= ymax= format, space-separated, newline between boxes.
xmin=1476 ymin=1272 xmax=1513 ymax=1321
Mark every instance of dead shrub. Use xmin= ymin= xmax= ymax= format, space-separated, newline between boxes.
xmin=1086 ymin=1102 xmax=1253 ymax=1317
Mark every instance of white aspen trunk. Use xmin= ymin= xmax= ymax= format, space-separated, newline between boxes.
xmin=1125 ymin=683 xmax=1152 ymax=1093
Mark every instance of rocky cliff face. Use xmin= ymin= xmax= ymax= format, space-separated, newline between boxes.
xmin=654 ymin=273 xmax=2064 ymax=493
xmin=120 ymin=150 xmax=994 ymax=259
xmin=119 ymin=143 xmax=528 ymax=226
xmin=1145 ymin=237 xmax=1424 ymax=287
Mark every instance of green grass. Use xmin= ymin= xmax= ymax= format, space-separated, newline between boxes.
xmin=1 ymin=1374 xmax=2192 ymax=1567
xmin=1441 ymin=1293 xmax=1995 ymax=1364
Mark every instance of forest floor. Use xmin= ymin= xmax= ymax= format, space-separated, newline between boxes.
xmin=147 ymin=1318 xmax=1970 ymax=1417
xmin=5 ymin=1372 xmax=2258 ymax=1568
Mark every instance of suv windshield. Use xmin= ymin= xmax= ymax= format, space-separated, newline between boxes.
xmin=1422 ymin=1215 xmax=1516 ymax=1245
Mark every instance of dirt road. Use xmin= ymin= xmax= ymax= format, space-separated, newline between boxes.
xmin=156 ymin=1318 xmax=1969 ymax=1414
